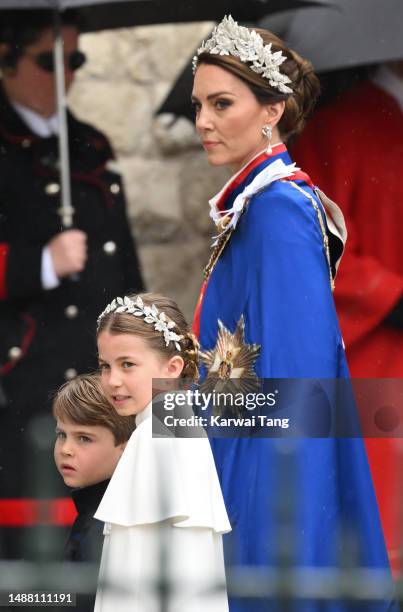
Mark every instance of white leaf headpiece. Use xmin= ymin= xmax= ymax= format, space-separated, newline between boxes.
xmin=192 ymin=15 xmax=293 ymax=95
xmin=97 ymin=296 xmax=184 ymax=352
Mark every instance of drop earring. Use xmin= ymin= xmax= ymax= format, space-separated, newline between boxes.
xmin=262 ymin=124 xmax=273 ymax=155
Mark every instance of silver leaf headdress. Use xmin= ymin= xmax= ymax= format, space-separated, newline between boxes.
xmin=97 ymin=296 xmax=184 ymax=352
xmin=192 ymin=15 xmax=293 ymax=95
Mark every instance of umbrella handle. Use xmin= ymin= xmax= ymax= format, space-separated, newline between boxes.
xmin=56 ymin=206 xmax=79 ymax=281
xmin=53 ymin=9 xmax=74 ymax=230
xmin=53 ymin=12 xmax=77 ymax=280
xmin=57 ymin=206 xmax=76 ymax=230
xmin=55 ymin=207 xmax=80 ymax=282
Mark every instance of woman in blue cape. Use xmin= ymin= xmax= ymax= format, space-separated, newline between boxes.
xmin=191 ymin=16 xmax=397 ymax=612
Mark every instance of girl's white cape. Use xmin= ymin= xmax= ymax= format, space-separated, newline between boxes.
xmin=94 ymin=403 xmax=231 ymax=612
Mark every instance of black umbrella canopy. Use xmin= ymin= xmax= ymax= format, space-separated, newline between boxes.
xmin=259 ymin=0 xmax=403 ymax=72
xmin=0 ymin=0 xmax=326 ymax=32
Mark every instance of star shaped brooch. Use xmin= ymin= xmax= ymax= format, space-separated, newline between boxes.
xmin=200 ymin=315 xmax=261 ymax=415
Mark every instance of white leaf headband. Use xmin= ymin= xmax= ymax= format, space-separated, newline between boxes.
xmin=97 ymin=296 xmax=184 ymax=352
xmin=192 ymin=15 xmax=293 ymax=95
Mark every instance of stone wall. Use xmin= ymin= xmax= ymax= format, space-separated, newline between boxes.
xmin=68 ymin=23 xmax=230 ymax=321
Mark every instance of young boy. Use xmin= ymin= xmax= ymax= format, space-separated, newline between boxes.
xmin=53 ymin=372 xmax=135 ymax=564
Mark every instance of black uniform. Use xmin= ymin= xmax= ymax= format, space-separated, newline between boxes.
xmin=65 ymin=479 xmax=108 ymax=563
xmin=62 ymin=480 xmax=109 ymax=611
xmin=0 ymin=87 xmax=143 ymax=554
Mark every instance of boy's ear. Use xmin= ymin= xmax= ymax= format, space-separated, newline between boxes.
xmin=117 ymin=441 xmax=127 ymax=454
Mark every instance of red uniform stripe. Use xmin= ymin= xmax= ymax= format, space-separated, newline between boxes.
xmin=0 ymin=242 xmax=9 ymax=300
xmin=0 ymin=498 xmax=77 ymax=527
xmin=0 ymin=313 xmax=37 ymax=377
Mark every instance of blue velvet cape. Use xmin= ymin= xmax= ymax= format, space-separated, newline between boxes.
xmin=198 ymin=149 xmax=397 ymax=612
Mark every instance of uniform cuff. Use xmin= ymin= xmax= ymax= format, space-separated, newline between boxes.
xmin=41 ymin=246 xmax=60 ymax=290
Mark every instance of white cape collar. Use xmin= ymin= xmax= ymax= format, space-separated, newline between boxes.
xmin=95 ymin=398 xmax=230 ymax=533
xmin=209 ymin=157 xmax=298 ymax=246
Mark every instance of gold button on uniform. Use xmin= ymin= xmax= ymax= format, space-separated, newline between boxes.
xmin=8 ymin=346 xmax=22 ymax=360
xmin=64 ymin=368 xmax=77 ymax=381
xmin=110 ymin=183 xmax=120 ymax=195
xmin=103 ymin=241 xmax=117 ymax=255
xmin=45 ymin=183 xmax=60 ymax=195
xmin=22 ymin=139 xmax=31 ymax=149
xmin=65 ymin=305 xmax=79 ymax=319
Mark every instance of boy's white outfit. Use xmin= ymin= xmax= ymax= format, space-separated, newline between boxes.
xmin=94 ymin=402 xmax=231 ymax=612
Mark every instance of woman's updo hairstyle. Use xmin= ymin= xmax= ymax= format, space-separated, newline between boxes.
xmin=97 ymin=292 xmax=200 ymax=382
xmin=196 ymin=27 xmax=320 ymax=141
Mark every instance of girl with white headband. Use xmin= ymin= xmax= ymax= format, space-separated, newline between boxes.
xmin=94 ymin=292 xmax=230 ymax=612
xmin=191 ymin=15 xmax=396 ymax=612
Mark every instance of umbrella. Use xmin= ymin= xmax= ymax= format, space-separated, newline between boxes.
xmin=259 ymin=0 xmax=403 ymax=73
xmin=0 ymin=0 xmax=324 ymax=228
xmin=0 ymin=0 xmax=328 ymax=33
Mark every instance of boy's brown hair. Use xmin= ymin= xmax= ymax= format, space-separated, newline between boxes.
xmin=53 ymin=372 xmax=135 ymax=445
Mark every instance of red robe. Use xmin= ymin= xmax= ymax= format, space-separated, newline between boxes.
xmin=293 ymin=80 xmax=403 ymax=575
